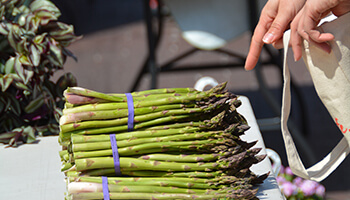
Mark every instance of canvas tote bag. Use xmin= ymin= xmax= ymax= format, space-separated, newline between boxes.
xmin=281 ymin=12 xmax=350 ymax=182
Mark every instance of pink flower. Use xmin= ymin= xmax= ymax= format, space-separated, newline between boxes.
xmin=285 ymin=167 xmax=294 ymax=176
xmin=293 ymin=177 xmax=303 ymax=187
xmin=279 ymin=165 xmax=285 ymax=174
xmin=276 ymin=176 xmax=286 ymax=184
xmin=281 ymin=182 xmax=297 ymax=197
xmin=315 ymin=184 xmax=326 ymax=197
xmin=300 ymin=180 xmax=318 ymax=196
xmin=32 ymin=115 xmax=42 ymax=121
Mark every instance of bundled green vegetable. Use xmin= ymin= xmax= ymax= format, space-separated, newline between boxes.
xmin=59 ymin=83 xmax=269 ymax=200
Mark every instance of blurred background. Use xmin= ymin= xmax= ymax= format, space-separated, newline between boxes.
xmin=51 ymin=0 xmax=349 ymax=195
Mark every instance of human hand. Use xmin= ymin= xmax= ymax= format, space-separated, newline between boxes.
xmin=244 ymin=0 xmax=305 ymax=71
xmin=290 ymin=0 xmax=350 ymax=61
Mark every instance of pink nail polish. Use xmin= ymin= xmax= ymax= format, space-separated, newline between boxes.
xmin=263 ymin=33 xmax=274 ymax=43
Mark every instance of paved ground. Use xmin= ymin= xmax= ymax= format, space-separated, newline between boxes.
xmin=50 ymin=1 xmax=349 ymax=198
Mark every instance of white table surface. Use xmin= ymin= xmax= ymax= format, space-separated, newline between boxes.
xmin=0 ymin=96 xmax=285 ymax=200
xmin=238 ymin=96 xmax=285 ymax=200
xmin=0 ymin=136 xmax=66 ymax=200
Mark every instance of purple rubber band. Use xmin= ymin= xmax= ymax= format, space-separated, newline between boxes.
xmin=125 ymin=93 xmax=134 ymax=131
xmin=110 ymin=134 xmax=121 ymax=176
xmin=102 ymin=176 xmax=110 ymax=200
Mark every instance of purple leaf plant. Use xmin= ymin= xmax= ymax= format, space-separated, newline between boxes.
xmin=0 ymin=0 xmax=80 ymax=146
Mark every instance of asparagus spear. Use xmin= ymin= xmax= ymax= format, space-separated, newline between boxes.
xmin=60 ymin=97 xmax=227 ymax=133
xmin=59 ymin=114 xmax=197 ymax=143
xmin=60 ymin=104 xmax=194 ymax=124
xmin=66 ymin=192 xmax=236 ymax=200
xmin=59 ymin=108 xmax=228 ymax=144
xmin=70 ymin=127 xmax=201 ymax=144
xmin=67 ymin=182 xmax=213 ymax=194
xmin=74 ymin=169 xmax=222 ymax=178
xmin=67 ymin=174 xmax=267 ymax=189
xmin=60 ymin=109 xmax=201 ymax=133
xmin=68 ymin=176 xmax=210 ymax=184
xmin=64 ymin=87 xmax=124 ymax=102
xmin=72 ymin=139 xmax=220 ymax=159
xmin=74 ymin=157 xmax=219 ymax=172
xmin=70 ymin=131 xmax=230 ymax=152
xmin=74 ymin=149 xmax=261 ymax=173
xmin=64 ymin=82 xmax=227 ymax=105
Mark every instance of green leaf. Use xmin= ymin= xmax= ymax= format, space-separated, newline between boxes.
xmin=285 ymin=174 xmax=293 ymax=182
xmin=0 ymin=63 xmax=4 ymax=73
xmin=29 ymin=44 xmax=40 ymax=66
xmin=9 ymin=73 xmax=21 ymax=81
xmin=17 ymin=4 xmax=30 ymax=15
xmin=48 ymin=40 xmax=64 ymax=66
xmin=0 ymin=132 xmax=17 ymax=141
xmin=33 ymin=33 xmax=47 ymax=44
xmin=8 ymin=94 xmax=21 ymax=116
xmin=296 ymin=192 xmax=304 ymax=199
xmin=18 ymin=14 xmax=26 ymax=26
xmin=30 ymin=0 xmax=60 ymax=18
xmin=0 ymin=23 xmax=9 ymax=35
xmin=35 ymin=10 xmax=57 ymax=23
xmin=23 ymin=126 xmax=36 ymax=143
xmin=0 ymin=101 xmax=7 ymax=114
xmin=44 ymin=80 xmax=56 ymax=94
xmin=4 ymin=57 xmax=16 ymax=74
xmin=48 ymin=123 xmax=59 ymax=135
xmin=19 ymin=54 xmax=32 ymax=66
xmin=17 ymin=37 xmax=28 ymax=53
xmin=23 ymin=90 xmax=31 ymax=96
xmin=0 ymin=95 xmax=7 ymax=105
xmin=30 ymin=16 xmax=40 ymax=32
xmin=0 ymin=77 xmax=4 ymax=91
xmin=7 ymin=28 xmax=18 ymax=51
xmin=53 ymin=106 xmax=62 ymax=122
xmin=14 ymin=55 xmax=34 ymax=84
xmin=62 ymin=48 xmax=78 ymax=61
xmin=0 ymin=99 xmax=4 ymax=114
xmin=0 ymin=75 xmax=13 ymax=92
xmin=288 ymin=196 xmax=297 ymax=200
xmin=14 ymin=56 xmax=25 ymax=82
xmin=14 ymin=81 xmax=29 ymax=90
xmin=24 ymin=70 xmax=34 ymax=85
xmin=47 ymin=22 xmax=80 ymax=45
xmin=24 ymin=94 xmax=44 ymax=113
xmin=36 ymin=125 xmax=48 ymax=136
xmin=1 ymin=95 xmax=12 ymax=113
xmin=0 ymin=6 xmax=5 ymax=20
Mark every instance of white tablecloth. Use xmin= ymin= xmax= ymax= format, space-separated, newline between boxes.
xmin=0 ymin=96 xmax=284 ymax=200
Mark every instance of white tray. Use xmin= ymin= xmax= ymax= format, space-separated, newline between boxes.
xmin=0 ymin=96 xmax=284 ymax=200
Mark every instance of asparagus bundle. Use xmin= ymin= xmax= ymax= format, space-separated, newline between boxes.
xmin=59 ymin=83 xmax=269 ymax=200
xmin=59 ymin=83 xmax=233 ymax=144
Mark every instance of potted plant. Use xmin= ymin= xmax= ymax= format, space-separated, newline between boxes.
xmin=0 ymin=0 xmax=79 ymax=146
xmin=277 ymin=165 xmax=326 ymax=200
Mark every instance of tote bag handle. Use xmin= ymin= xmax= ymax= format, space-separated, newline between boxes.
xmin=281 ymin=25 xmax=350 ymax=182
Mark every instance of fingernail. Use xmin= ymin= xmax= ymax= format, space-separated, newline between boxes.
xmin=263 ymin=33 xmax=274 ymax=43
xmin=294 ymin=54 xmax=300 ymax=62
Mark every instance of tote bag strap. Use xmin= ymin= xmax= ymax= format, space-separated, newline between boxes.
xmin=281 ymin=30 xmax=350 ymax=182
